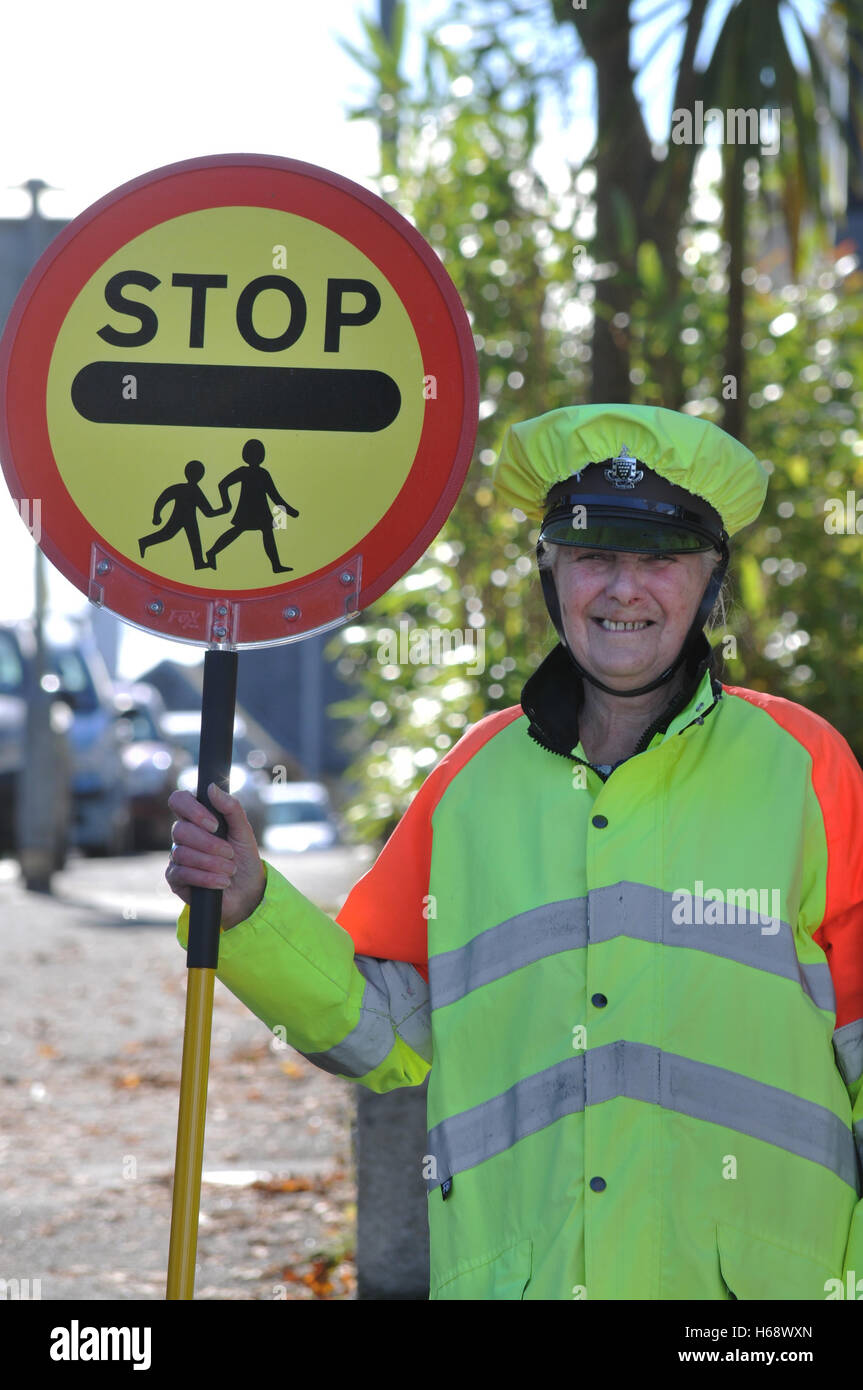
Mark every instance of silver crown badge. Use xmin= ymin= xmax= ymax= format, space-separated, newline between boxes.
xmin=604 ymin=445 xmax=644 ymax=489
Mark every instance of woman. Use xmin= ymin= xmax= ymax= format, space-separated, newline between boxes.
xmin=166 ymin=403 xmax=863 ymax=1300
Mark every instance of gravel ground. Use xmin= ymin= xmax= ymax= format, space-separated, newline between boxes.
xmin=0 ymin=845 xmax=374 ymax=1301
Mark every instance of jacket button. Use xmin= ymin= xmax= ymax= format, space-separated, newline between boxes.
xmin=591 ymin=993 xmax=608 ymax=1008
xmin=589 ymin=1177 xmax=607 ymax=1192
xmin=591 ymin=815 xmax=608 ymax=828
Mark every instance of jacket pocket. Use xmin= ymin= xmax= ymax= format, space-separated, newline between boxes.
xmin=717 ymin=1222 xmax=838 ymax=1301
xmin=429 ymin=1237 xmax=532 ymax=1300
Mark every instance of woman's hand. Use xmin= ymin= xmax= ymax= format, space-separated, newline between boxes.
xmin=165 ymin=782 xmax=266 ymax=930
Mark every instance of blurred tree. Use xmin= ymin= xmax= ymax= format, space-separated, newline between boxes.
xmin=329 ymin=0 xmax=863 ymax=841
xmin=696 ymin=0 xmax=844 ymax=437
xmin=549 ymin=0 xmax=710 ymax=406
xmin=394 ymin=3 xmax=850 ymax=421
xmin=548 ymin=0 xmax=847 ymax=429
xmin=716 ymin=249 xmax=863 ymax=759
xmin=652 ymin=173 xmax=863 ymax=752
xmin=340 ymin=0 xmax=407 ymax=180
xmin=332 ymin=7 xmax=587 ymax=838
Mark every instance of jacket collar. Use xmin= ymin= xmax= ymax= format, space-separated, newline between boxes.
xmin=521 ymin=633 xmax=721 ymax=762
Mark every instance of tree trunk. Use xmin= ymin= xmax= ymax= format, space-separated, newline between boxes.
xmin=721 ymin=141 xmax=746 ymax=439
xmin=555 ymin=0 xmax=709 ymax=405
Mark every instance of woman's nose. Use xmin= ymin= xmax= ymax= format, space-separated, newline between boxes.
xmin=603 ymin=558 xmax=645 ymax=601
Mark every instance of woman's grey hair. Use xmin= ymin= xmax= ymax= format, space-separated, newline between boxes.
xmin=536 ymin=541 xmax=730 ymax=630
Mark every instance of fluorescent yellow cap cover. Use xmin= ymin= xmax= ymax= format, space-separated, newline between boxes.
xmin=493 ymin=403 xmax=768 ymax=536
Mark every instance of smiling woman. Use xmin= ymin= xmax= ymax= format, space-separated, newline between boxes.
xmin=166 ymin=401 xmax=863 ymax=1302
xmin=539 ymin=545 xmax=721 ymax=764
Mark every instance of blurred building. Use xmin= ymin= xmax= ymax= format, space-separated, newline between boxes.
xmin=140 ymin=640 xmax=352 ymax=781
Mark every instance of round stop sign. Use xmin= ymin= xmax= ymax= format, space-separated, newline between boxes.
xmin=0 ymin=154 xmax=478 ymax=646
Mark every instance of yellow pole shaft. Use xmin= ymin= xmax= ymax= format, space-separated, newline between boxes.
xmin=166 ymin=967 xmax=216 ymax=1300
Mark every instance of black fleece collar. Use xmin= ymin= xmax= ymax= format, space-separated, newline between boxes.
xmin=521 ymin=633 xmax=720 ymax=762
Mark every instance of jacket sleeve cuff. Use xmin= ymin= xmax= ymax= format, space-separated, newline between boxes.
xmin=174 ymin=859 xmax=365 ymax=1055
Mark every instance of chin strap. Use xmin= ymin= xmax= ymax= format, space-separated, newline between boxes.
xmin=536 ymin=541 xmax=729 ymax=699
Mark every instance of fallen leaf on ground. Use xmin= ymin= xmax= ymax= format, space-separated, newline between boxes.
xmin=251 ymin=1176 xmax=313 ymax=1193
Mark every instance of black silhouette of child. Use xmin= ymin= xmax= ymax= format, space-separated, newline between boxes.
xmin=139 ymin=460 xmax=226 ymax=570
xmin=206 ymin=439 xmax=299 ymax=574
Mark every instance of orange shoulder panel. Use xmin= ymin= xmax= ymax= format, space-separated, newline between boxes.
xmin=336 ymin=705 xmax=524 ymax=982
xmin=723 ymin=684 xmax=863 ymax=1029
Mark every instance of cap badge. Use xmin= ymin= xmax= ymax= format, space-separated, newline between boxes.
xmin=604 ymin=445 xmax=644 ymax=489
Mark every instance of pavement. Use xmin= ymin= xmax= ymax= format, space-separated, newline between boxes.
xmin=0 ymin=843 xmax=374 ymax=1301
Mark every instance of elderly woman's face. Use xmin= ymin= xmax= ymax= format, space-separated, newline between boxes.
xmin=552 ymin=546 xmax=716 ymax=691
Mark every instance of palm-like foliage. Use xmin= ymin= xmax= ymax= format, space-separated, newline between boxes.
xmin=698 ymin=0 xmax=845 ymax=434
xmin=327 ymin=0 xmax=863 ymax=838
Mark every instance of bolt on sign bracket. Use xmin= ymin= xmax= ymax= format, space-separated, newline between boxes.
xmin=89 ymin=541 xmax=363 ymax=647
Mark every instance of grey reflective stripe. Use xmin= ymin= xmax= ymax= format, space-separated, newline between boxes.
xmin=834 ymin=1017 xmax=863 ymax=1088
xmin=799 ymin=964 xmax=836 ymax=1012
xmin=589 ymin=883 xmax=836 ymax=1012
xmin=300 ymin=956 xmax=430 ymax=1078
xmin=430 ymin=901 xmax=586 ymax=1009
xmin=428 ymin=883 xmax=835 ymax=1015
xmin=428 ymin=1056 xmax=582 ymax=1188
xmin=589 ymin=1042 xmax=857 ymax=1189
xmin=426 ymin=1043 xmax=859 ymax=1193
xmin=355 ymin=956 xmax=432 ymax=1063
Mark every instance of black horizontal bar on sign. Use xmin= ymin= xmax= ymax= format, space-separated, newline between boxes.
xmin=70 ymin=362 xmax=402 ymax=432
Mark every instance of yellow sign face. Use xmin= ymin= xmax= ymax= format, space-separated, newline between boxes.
xmin=46 ymin=206 xmax=425 ymax=590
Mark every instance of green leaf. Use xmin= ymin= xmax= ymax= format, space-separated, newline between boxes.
xmin=636 ymin=240 xmax=664 ymax=296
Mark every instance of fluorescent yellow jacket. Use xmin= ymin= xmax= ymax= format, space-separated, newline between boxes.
xmin=177 ymin=640 xmax=863 ymax=1299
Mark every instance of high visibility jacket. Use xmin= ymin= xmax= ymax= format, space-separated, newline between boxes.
xmin=177 ymin=639 xmax=863 ymax=1300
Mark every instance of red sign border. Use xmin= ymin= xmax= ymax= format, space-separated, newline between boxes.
xmin=0 ymin=153 xmax=478 ymax=645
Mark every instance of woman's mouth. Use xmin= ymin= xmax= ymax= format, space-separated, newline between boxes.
xmin=593 ymin=618 xmax=654 ymax=632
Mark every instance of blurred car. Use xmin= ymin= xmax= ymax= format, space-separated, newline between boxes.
xmin=260 ymin=781 xmax=340 ymax=854
xmin=0 ymin=619 xmax=127 ymax=861
xmin=42 ymin=624 xmax=133 ymax=856
xmin=0 ymin=623 xmax=72 ymax=869
xmin=113 ymin=683 xmax=192 ymax=850
xmin=161 ymin=710 xmax=269 ymax=841
xmin=0 ymin=670 xmax=33 ymax=853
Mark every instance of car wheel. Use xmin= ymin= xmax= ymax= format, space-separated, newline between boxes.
xmin=82 ymin=840 xmax=110 ymax=858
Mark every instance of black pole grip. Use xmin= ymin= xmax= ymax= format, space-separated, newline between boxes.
xmin=186 ymin=647 xmax=238 ymax=969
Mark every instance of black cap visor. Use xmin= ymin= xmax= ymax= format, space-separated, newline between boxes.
xmin=540 ymin=496 xmax=723 ymax=554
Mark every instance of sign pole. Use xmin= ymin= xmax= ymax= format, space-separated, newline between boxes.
xmin=166 ymin=645 xmax=237 ymax=1300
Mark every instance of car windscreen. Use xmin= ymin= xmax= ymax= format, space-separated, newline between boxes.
xmin=268 ymin=802 xmax=329 ymax=825
xmin=0 ymin=633 xmax=24 ymax=694
xmin=48 ymin=649 xmax=99 ymax=713
xmin=120 ymin=709 xmax=161 ymax=741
